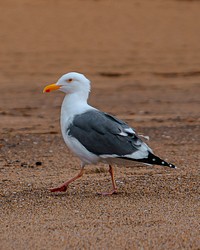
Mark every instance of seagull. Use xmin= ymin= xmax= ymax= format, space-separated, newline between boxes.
xmin=43 ymin=72 xmax=176 ymax=195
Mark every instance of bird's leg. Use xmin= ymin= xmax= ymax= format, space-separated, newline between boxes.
xmin=98 ymin=165 xmax=118 ymax=195
xmin=109 ymin=165 xmax=118 ymax=193
xmin=50 ymin=168 xmax=84 ymax=192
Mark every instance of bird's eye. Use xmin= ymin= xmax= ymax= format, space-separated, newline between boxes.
xmin=67 ymin=78 xmax=73 ymax=83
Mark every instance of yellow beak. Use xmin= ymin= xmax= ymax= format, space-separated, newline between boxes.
xmin=43 ymin=83 xmax=60 ymax=93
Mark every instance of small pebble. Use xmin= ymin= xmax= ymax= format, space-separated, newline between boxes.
xmin=35 ymin=161 xmax=42 ymax=166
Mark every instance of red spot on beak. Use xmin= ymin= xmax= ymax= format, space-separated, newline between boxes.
xmin=46 ymin=89 xmax=50 ymax=92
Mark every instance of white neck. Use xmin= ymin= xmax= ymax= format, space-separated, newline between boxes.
xmin=63 ymin=90 xmax=87 ymax=111
xmin=60 ymin=91 xmax=95 ymax=136
xmin=60 ymin=91 xmax=95 ymax=123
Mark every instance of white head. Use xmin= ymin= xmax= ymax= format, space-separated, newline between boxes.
xmin=43 ymin=72 xmax=91 ymax=99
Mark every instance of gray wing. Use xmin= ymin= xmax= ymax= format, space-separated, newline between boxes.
xmin=67 ymin=110 xmax=150 ymax=157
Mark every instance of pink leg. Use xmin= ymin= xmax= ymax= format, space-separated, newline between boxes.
xmin=50 ymin=168 xmax=84 ymax=192
xmin=98 ymin=165 xmax=118 ymax=196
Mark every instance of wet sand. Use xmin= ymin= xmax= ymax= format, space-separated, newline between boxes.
xmin=0 ymin=1 xmax=200 ymax=249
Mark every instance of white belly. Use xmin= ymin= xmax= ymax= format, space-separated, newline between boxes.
xmin=63 ymin=130 xmax=100 ymax=164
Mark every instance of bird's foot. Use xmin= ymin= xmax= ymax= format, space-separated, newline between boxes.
xmin=50 ymin=185 xmax=68 ymax=192
xmin=97 ymin=189 xmax=118 ymax=196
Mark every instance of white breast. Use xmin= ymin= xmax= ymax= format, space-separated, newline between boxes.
xmin=60 ymin=94 xmax=99 ymax=165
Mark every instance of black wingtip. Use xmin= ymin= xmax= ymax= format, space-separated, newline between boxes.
xmin=119 ymin=152 xmax=176 ymax=169
xmin=147 ymin=152 xmax=176 ymax=169
xmin=168 ymin=163 xmax=177 ymax=169
xmin=129 ymin=152 xmax=176 ymax=169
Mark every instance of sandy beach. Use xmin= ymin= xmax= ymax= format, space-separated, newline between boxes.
xmin=0 ymin=1 xmax=200 ymax=249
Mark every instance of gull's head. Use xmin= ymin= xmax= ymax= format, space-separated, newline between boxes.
xmin=43 ymin=72 xmax=91 ymax=95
